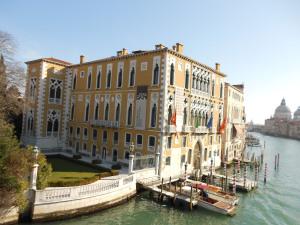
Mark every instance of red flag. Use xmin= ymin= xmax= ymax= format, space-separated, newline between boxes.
xmin=219 ymin=117 xmax=227 ymax=134
xmin=171 ymin=111 xmax=176 ymax=126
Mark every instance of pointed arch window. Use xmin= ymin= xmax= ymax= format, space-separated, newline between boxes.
xmin=71 ymin=103 xmax=75 ymax=120
xmin=49 ymin=79 xmax=62 ymax=103
xmin=170 ymin=63 xmax=175 ymax=85
xmin=106 ymin=70 xmax=111 ymax=88
xmin=192 ymin=73 xmax=196 ymax=89
xmin=220 ymin=83 xmax=223 ymax=98
xmin=150 ymin=104 xmax=157 ymax=128
xmin=87 ymin=72 xmax=92 ymax=89
xmin=185 ymin=69 xmax=189 ymax=89
xmin=94 ymin=103 xmax=99 ymax=120
xmin=183 ymin=107 xmax=187 ymax=125
xmin=127 ymin=103 xmax=133 ymax=126
xmin=29 ymin=78 xmax=37 ymax=98
xmin=27 ymin=110 xmax=34 ymax=134
xmin=72 ymin=74 xmax=77 ymax=90
xmin=115 ymin=103 xmax=120 ymax=122
xmin=104 ymin=103 xmax=109 ymax=120
xmin=153 ymin=63 xmax=159 ymax=85
xmin=96 ymin=70 xmax=101 ymax=89
xmin=129 ymin=67 xmax=135 ymax=87
xmin=85 ymin=103 xmax=90 ymax=122
xmin=117 ymin=68 xmax=123 ymax=88
xmin=47 ymin=110 xmax=59 ymax=137
xmin=212 ymin=80 xmax=215 ymax=96
xmin=207 ymin=78 xmax=210 ymax=93
xmin=168 ymin=105 xmax=172 ymax=125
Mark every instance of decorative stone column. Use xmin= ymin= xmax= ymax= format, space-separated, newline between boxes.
xmin=30 ymin=146 xmax=39 ymax=190
xmin=155 ymin=149 xmax=160 ymax=175
xmin=128 ymin=142 xmax=135 ymax=174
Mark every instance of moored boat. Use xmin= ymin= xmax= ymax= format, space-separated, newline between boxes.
xmin=197 ymin=196 xmax=236 ymax=216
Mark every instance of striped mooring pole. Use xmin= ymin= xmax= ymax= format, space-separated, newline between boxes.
xmin=223 ymin=162 xmax=227 ymax=191
xmin=264 ymin=163 xmax=267 ymax=184
xmin=243 ymin=164 xmax=247 ymax=188
xmin=237 ymin=160 xmax=241 ymax=180
xmin=232 ymin=163 xmax=236 ymax=195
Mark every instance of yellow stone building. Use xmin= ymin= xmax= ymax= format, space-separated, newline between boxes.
xmin=221 ymin=83 xmax=246 ymax=163
xmin=22 ymin=43 xmax=232 ymax=176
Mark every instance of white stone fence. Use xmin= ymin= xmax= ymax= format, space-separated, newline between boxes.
xmin=34 ymin=174 xmax=135 ymax=205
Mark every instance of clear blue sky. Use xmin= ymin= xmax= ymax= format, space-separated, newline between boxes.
xmin=1 ymin=0 xmax=300 ymax=124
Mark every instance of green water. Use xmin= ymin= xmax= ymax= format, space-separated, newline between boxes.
xmin=34 ymin=133 xmax=300 ymax=225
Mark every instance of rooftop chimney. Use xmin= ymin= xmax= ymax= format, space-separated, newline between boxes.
xmin=155 ymin=44 xmax=165 ymax=50
xmin=172 ymin=45 xmax=176 ymax=51
xmin=80 ymin=55 xmax=85 ymax=64
xmin=176 ymin=43 xmax=184 ymax=54
xmin=117 ymin=48 xmax=128 ymax=57
xmin=215 ymin=63 xmax=220 ymax=72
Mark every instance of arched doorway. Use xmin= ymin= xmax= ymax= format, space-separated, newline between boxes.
xmin=193 ymin=142 xmax=202 ymax=170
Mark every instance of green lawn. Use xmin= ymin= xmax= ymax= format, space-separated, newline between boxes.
xmin=46 ymin=156 xmax=110 ymax=186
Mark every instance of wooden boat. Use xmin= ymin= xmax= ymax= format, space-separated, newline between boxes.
xmin=192 ymin=183 xmax=239 ymax=205
xmin=197 ymin=196 xmax=236 ymax=216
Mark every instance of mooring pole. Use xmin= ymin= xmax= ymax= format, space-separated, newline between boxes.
xmin=169 ymin=176 xmax=172 ymax=192
xmin=277 ymin=153 xmax=280 ymax=169
xmin=237 ymin=160 xmax=240 ymax=181
xmin=264 ymin=163 xmax=267 ymax=184
xmin=160 ymin=178 xmax=164 ymax=201
xmin=224 ymin=163 xmax=228 ymax=192
xmin=243 ymin=164 xmax=247 ymax=188
xmin=210 ymin=159 xmax=213 ymax=184
xmin=233 ymin=163 xmax=236 ymax=195
xmin=275 ymin=155 xmax=277 ymax=170
xmin=173 ymin=182 xmax=177 ymax=204
xmin=189 ymin=185 xmax=193 ymax=210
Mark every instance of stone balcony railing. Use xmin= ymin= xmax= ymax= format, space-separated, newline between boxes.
xmin=195 ymin=126 xmax=209 ymax=134
xmin=164 ymin=125 xmax=177 ymax=133
xmin=90 ymin=120 xmax=119 ymax=128
xmin=191 ymin=89 xmax=209 ymax=97
xmin=182 ymin=125 xmax=194 ymax=133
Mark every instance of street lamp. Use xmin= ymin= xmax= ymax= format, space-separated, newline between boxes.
xmin=129 ymin=142 xmax=135 ymax=155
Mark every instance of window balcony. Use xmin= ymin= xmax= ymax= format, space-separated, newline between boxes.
xmin=164 ymin=125 xmax=176 ymax=133
xmin=182 ymin=125 xmax=194 ymax=133
xmin=194 ymin=126 xmax=208 ymax=134
xmin=90 ymin=120 xmax=119 ymax=128
xmin=49 ymin=98 xmax=61 ymax=104
xmin=191 ymin=89 xmax=209 ymax=97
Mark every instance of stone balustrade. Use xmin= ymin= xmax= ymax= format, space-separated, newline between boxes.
xmin=35 ymin=175 xmax=135 ymax=204
xmin=90 ymin=120 xmax=119 ymax=128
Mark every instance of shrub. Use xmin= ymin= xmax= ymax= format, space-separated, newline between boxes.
xmin=111 ymin=170 xmax=119 ymax=176
xmin=92 ymin=159 xmax=102 ymax=164
xmin=111 ymin=163 xmax=122 ymax=170
xmin=72 ymin=154 xmax=82 ymax=160
xmin=48 ymin=175 xmax=100 ymax=187
xmin=98 ymin=172 xmax=111 ymax=179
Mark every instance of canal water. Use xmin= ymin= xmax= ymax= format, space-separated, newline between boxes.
xmin=33 ymin=133 xmax=300 ymax=225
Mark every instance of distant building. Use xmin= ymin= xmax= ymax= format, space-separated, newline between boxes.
xmin=264 ymin=99 xmax=300 ymax=139
xmin=221 ymin=83 xmax=246 ymax=163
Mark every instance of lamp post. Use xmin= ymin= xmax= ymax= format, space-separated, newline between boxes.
xmin=128 ymin=142 xmax=135 ymax=174
xmin=30 ymin=146 xmax=39 ymax=190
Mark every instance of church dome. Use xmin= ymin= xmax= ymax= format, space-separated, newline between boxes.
xmin=274 ymin=98 xmax=291 ymax=120
xmin=294 ymin=107 xmax=300 ymax=121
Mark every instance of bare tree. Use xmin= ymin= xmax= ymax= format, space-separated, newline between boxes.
xmin=0 ymin=31 xmax=25 ymax=136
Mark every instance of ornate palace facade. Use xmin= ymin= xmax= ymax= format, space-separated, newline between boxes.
xmin=21 ymin=43 xmax=242 ymax=176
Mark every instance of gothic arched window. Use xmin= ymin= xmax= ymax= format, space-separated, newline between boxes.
xmin=104 ymin=103 xmax=109 ymax=120
xmin=96 ymin=70 xmax=101 ymax=89
xmin=87 ymin=72 xmax=92 ymax=89
xmin=117 ymin=69 xmax=123 ymax=88
xmin=127 ymin=103 xmax=132 ymax=125
xmin=85 ymin=103 xmax=90 ymax=122
xmin=106 ymin=70 xmax=111 ymax=88
xmin=212 ymin=80 xmax=215 ymax=96
xmin=185 ymin=69 xmax=189 ymax=89
xmin=115 ymin=103 xmax=120 ymax=122
xmin=183 ymin=107 xmax=187 ymax=125
xmin=150 ymin=104 xmax=157 ymax=128
xmin=72 ymin=74 xmax=77 ymax=90
xmin=47 ymin=110 xmax=59 ymax=137
xmin=153 ymin=63 xmax=159 ymax=85
xmin=71 ymin=103 xmax=75 ymax=120
xmin=220 ymin=83 xmax=223 ymax=98
xmin=170 ymin=63 xmax=174 ymax=85
xmin=94 ymin=103 xmax=99 ymax=120
xmin=49 ymin=79 xmax=62 ymax=103
xmin=129 ymin=67 xmax=135 ymax=86
xmin=168 ymin=105 xmax=172 ymax=125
